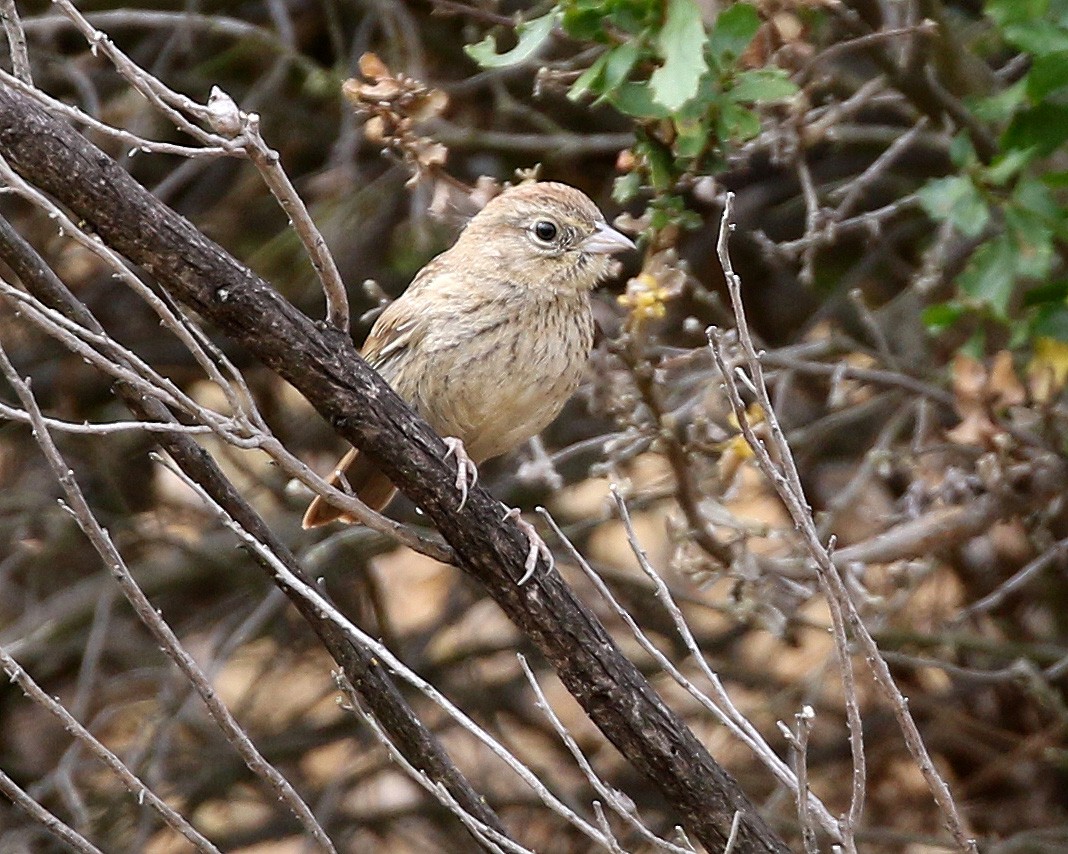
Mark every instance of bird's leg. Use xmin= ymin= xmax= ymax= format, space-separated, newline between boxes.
xmin=443 ymin=437 xmax=479 ymax=511
xmin=501 ymin=505 xmax=553 ymax=585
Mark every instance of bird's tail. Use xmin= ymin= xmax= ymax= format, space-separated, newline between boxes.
xmin=301 ymin=447 xmax=398 ymax=529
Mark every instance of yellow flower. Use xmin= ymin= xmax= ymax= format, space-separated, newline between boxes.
xmin=1028 ymin=336 xmax=1068 ymax=402
xmin=618 ymin=272 xmax=669 ymax=330
xmin=716 ymin=403 xmax=765 ymax=460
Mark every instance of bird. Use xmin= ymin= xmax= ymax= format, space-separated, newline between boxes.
xmin=302 ymin=181 xmax=635 ymax=565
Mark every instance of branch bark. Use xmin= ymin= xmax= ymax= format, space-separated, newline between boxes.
xmin=0 ymin=214 xmax=505 ymax=847
xmin=0 ymin=83 xmax=789 ymax=853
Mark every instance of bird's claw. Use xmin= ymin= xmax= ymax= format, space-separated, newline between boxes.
xmin=443 ymin=437 xmax=478 ymax=511
xmin=502 ymin=506 xmax=553 ymax=585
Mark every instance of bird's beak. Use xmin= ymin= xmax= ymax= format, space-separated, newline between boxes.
xmin=581 ymin=222 xmax=636 ymax=255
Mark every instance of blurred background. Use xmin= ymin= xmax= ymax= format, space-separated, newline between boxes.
xmin=1 ymin=0 xmax=1067 ymax=851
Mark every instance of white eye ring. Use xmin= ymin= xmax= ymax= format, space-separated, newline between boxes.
xmin=532 ymin=220 xmax=559 ymax=243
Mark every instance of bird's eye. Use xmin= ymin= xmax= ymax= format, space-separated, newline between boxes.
xmin=533 ymin=220 xmax=558 ymax=243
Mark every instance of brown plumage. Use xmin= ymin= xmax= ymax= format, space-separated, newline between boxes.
xmin=302 ymin=181 xmax=634 ymax=528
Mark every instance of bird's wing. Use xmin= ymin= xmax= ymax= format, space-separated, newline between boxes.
xmin=361 ymin=300 xmax=426 ymax=374
xmin=360 ymin=256 xmax=450 ymax=372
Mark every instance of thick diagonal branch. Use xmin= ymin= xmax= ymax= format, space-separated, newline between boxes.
xmin=0 ymin=84 xmax=788 ymax=854
xmin=0 ymin=214 xmax=506 ymax=847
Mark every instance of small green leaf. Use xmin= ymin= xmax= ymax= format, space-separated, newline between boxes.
xmin=986 ymin=0 xmax=1048 ymax=28
xmin=569 ymin=39 xmax=643 ymax=103
xmin=948 ymin=132 xmax=977 ymax=168
xmin=1023 ymin=278 xmax=1068 ymax=307
xmin=1027 ymin=51 xmax=1068 ymax=99
xmin=1003 ymin=21 xmax=1068 ymax=56
xmin=982 ymin=147 xmax=1034 ymax=185
xmin=959 ymin=235 xmax=1016 ymax=316
xmin=675 ymin=117 xmax=709 ymax=159
xmin=969 ymin=80 xmax=1026 ymax=124
xmin=569 ymin=52 xmax=610 ymax=101
xmin=708 ymin=3 xmax=760 ymax=63
xmin=465 ymin=12 xmax=556 ymax=69
xmin=1005 ymin=211 xmax=1054 ymax=279
xmin=603 ymin=40 xmax=642 ymax=91
xmin=649 ymin=0 xmax=709 ymax=111
xmin=613 ymin=171 xmax=643 ymax=204
xmin=560 ymin=1 xmax=610 ymax=41
xmin=1012 ymin=176 xmax=1061 ymax=221
xmin=922 ymin=301 xmax=967 ymax=333
xmin=728 ymin=68 xmax=798 ymax=103
xmin=917 ymin=176 xmax=990 ymax=237
xmin=716 ymin=99 xmax=761 ymax=140
xmin=608 ymin=81 xmax=672 ymax=118
xmin=1004 ymin=102 xmax=1068 ymax=155
xmin=645 ymin=140 xmax=675 ymax=189
xmin=1033 ymin=304 xmax=1068 ymax=340
xmin=1042 ymin=170 xmax=1068 ymax=187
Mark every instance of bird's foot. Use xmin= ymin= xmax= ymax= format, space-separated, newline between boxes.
xmin=443 ymin=437 xmax=479 ymax=511
xmin=501 ymin=505 xmax=553 ymax=585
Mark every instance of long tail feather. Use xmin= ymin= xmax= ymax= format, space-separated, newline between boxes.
xmin=301 ymin=447 xmax=398 ymax=529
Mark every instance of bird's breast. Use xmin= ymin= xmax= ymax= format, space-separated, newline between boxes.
xmin=394 ymin=291 xmax=594 ymax=462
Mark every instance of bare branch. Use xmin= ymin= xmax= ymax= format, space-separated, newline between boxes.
xmin=0 ymin=0 xmax=31 ymax=84
xmin=709 ymin=192 xmax=979 ymax=854
xmin=0 ymin=768 xmax=102 ymax=854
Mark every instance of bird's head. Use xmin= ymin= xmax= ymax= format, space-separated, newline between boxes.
xmin=456 ymin=181 xmax=635 ymax=293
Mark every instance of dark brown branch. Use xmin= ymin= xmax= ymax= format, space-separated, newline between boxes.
xmin=0 ymin=214 xmax=505 ymax=847
xmin=0 ymin=83 xmax=789 ymax=852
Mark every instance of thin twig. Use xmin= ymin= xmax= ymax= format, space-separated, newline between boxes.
xmin=518 ymin=654 xmax=695 ymax=854
xmin=0 ymin=0 xmax=32 ymax=84
xmin=0 ymin=768 xmax=103 ymax=854
xmin=338 ymin=677 xmax=529 ymax=854
xmin=155 ymin=458 xmax=615 ymax=851
xmin=0 ymin=645 xmax=219 ymax=852
xmin=958 ymin=537 xmax=1068 ymax=620
xmin=50 ymin=0 xmax=223 ymax=145
xmin=777 ymin=707 xmax=818 ymax=854
xmin=0 ymin=342 xmax=336 ymax=853
xmin=229 ymin=102 xmax=350 ymax=332
xmin=539 ymin=505 xmax=842 ymax=841
xmin=710 ymin=192 xmax=977 ymax=854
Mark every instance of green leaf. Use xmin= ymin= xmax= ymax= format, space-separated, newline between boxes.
xmin=561 ymin=0 xmax=658 ymax=40
xmin=569 ymin=52 xmax=610 ymax=101
xmin=922 ymin=301 xmax=967 ymax=333
xmin=603 ymin=39 xmax=642 ymax=91
xmin=917 ymin=176 xmax=990 ymax=237
xmin=708 ymin=2 xmax=760 ymax=63
xmin=1042 ymin=170 xmax=1068 ymax=187
xmin=465 ymin=12 xmax=556 ymax=68
xmin=969 ymin=80 xmax=1026 ymax=124
xmin=608 ymin=81 xmax=672 ymax=118
xmin=986 ymin=0 xmax=1048 ymax=27
xmin=649 ymin=0 xmax=709 ymax=111
xmin=569 ymin=40 xmax=643 ymax=102
xmin=982 ymin=147 xmax=1034 ymax=185
xmin=644 ymin=140 xmax=675 ymax=189
xmin=1027 ymin=51 xmax=1068 ymax=99
xmin=1005 ymin=211 xmax=1054 ymax=279
xmin=1012 ymin=175 xmax=1061 ymax=221
xmin=613 ymin=171 xmax=643 ymax=204
xmin=675 ymin=117 xmax=709 ymax=159
xmin=958 ymin=235 xmax=1017 ymax=316
xmin=728 ymin=68 xmax=798 ymax=103
xmin=560 ymin=1 xmax=611 ymax=41
xmin=1002 ymin=21 xmax=1068 ymax=55
xmin=948 ymin=132 xmax=977 ymax=168
xmin=1023 ymin=278 xmax=1068 ymax=307
xmin=1033 ymin=304 xmax=1068 ymax=340
xmin=716 ymin=98 xmax=761 ymax=140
